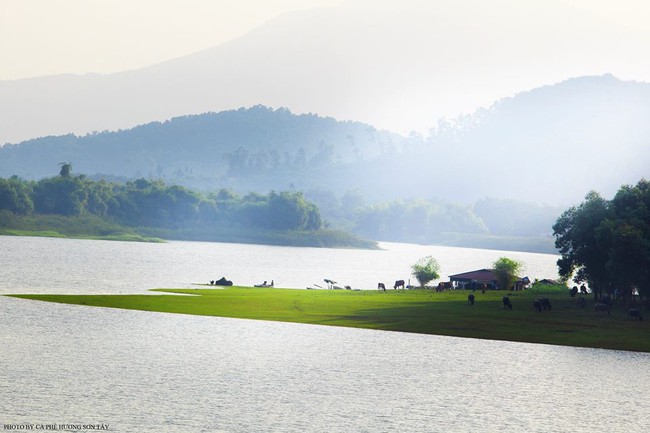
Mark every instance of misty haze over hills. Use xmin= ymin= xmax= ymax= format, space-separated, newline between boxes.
xmin=1 ymin=75 xmax=648 ymax=208
xmin=422 ymin=74 xmax=650 ymax=204
xmin=2 ymin=0 xmax=650 ymax=145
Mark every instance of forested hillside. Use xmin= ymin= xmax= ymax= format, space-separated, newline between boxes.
xmin=0 ymin=106 xmax=414 ymax=194
xmin=2 ymin=76 xmax=647 ymax=208
xmin=0 ymin=166 xmax=374 ymax=248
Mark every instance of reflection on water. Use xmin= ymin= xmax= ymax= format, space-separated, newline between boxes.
xmin=2 ymin=236 xmax=648 ymax=432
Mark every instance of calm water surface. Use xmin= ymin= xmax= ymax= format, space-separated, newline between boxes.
xmin=0 ymin=236 xmax=560 ymax=294
xmin=1 ymin=236 xmax=648 ymax=432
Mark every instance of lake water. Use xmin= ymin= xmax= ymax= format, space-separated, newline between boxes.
xmin=0 ymin=236 xmax=561 ymax=294
xmin=1 ymin=236 xmax=649 ymax=432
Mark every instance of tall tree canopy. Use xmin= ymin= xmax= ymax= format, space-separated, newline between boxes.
xmin=553 ymin=179 xmax=650 ymax=301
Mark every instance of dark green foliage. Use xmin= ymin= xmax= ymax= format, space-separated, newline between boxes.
xmin=32 ymin=176 xmax=88 ymax=216
xmin=267 ymin=191 xmax=315 ymax=230
xmin=0 ymin=176 xmax=33 ymax=215
xmin=553 ymin=180 xmax=650 ymax=301
xmin=0 ymin=169 xmax=336 ymax=244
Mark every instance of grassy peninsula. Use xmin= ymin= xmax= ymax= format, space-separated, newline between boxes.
xmin=9 ymin=286 xmax=649 ymax=352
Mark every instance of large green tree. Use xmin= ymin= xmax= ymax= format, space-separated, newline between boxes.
xmin=32 ymin=176 xmax=88 ymax=216
xmin=604 ymin=180 xmax=650 ymax=300
xmin=267 ymin=191 xmax=322 ymax=231
xmin=553 ymin=180 xmax=650 ymax=301
xmin=552 ymin=191 xmax=611 ymax=299
xmin=0 ymin=176 xmax=33 ymax=215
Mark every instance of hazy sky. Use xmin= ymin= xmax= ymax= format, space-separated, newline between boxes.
xmin=2 ymin=0 xmax=649 ymax=81
xmin=0 ymin=0 xmax=345 ymax=80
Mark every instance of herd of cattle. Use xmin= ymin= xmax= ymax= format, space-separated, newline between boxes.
xmin=379 ymin=280 xmax=643 ymax=320
xmin=499 ymin=293 xmax=642 ymax=320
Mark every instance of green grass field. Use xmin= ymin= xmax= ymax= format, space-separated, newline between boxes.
xmin=8 ymin=287 xmax=649 ymax=352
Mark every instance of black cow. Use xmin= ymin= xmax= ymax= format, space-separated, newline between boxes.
xmin=468 ymin=294 xmax=475 ymax=305
xmin=628 ymin=309 xmax=643 ymax=321
xmin=594 ymin=303 xmax=610 ymax=315
xmin=214 ymin=277 xmax=233 ymax=286
xmin=378 ymin=282 xmax=386 ymax=291
xmin=502 ymin=296 xmax=512 ymax=310
xmin=533 ymin=297 xmax=551 ymax=312
xmin=539 ymin=298 xmax=552 ymax=311
xmin=394 ymin=280 xmax=405 ymax=290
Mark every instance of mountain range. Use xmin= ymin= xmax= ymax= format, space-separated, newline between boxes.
xmin=1 ymin=74 xmax=648 ymax=206
xmin=2 ymin=0 xmax=650 ymax=145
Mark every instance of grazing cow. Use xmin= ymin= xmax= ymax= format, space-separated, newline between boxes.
xmin=378 ymin=282 xmax=386 ymax=291
xmin=570 ymin=286 xmax=578 ymax=297
xmin=468 ymin=293 xmax=475 ymax=305
xmin=576 ymin=297 xmax=586 ymax=308
xmin=628 ymin=309 xmax=643 ymax=321
xmin=533 ymin=297 xmax=551 ymax=312
xmin=394 ymin=280 xmax=405 ymax=290
xmin=502 ymin=296 xmax=512 ymax=310
xmin=594 ymin=303 xmax=610 ymax=316
xmin=539 ymin=298 xmax=552 ymax=311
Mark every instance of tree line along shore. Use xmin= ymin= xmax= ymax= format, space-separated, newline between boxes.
xmin=0 ymin=164 xmax=374 ymax=249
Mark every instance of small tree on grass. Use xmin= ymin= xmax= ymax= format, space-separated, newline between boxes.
xmin=493 ymin=257 xmax=523 ymax=291
xmin=411 ymin=256 xmax=440 ymax=288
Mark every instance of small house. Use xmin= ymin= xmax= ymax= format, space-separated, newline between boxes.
xmin=448 ymin=268 xmax=529 ymax=290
